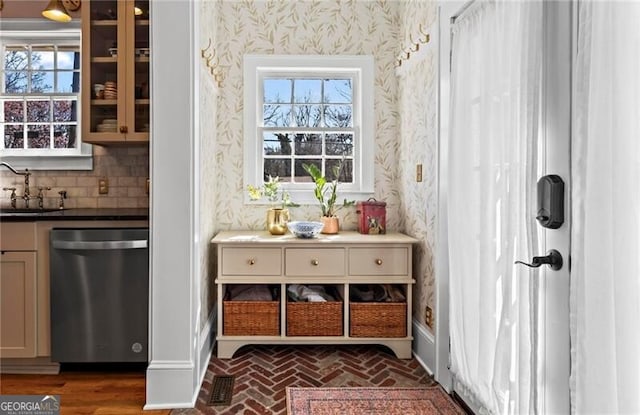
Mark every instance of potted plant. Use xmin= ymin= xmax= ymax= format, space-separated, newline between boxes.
xmin=247 ymin=176 xmax=297 ymax=235
xmin=302 ymin=163 xmax=354 ymax=234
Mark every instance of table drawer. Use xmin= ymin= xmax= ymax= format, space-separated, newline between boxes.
xmin=221 ymin=247 xmax=281 ymax=276
xmin=285 ymin=248 xmax=345 ymax=277
xmin=349 ymin=247 xmax=408 ymax=276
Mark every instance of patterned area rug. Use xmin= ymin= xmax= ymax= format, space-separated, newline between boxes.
xmin=286 ymin=386 xmax=465 ymax=415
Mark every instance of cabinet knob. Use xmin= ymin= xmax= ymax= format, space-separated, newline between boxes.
xmin=375 ymin=259 xmax=383 ymax=265
xmin=120 ymin=125 xmax=128 ymax=133
xmin=311 ymin=259 xmax=319 ymax=266
xmin=248 ymin=259 xmax=255 ymax=265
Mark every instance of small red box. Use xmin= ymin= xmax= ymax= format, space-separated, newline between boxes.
xmin=356 ymin=198 xmax=386 ymax=234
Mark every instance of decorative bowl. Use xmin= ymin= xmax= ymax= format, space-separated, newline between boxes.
xmin=287 ymin=221 xmax=324 ymax=239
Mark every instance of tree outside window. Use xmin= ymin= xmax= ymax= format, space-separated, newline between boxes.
xmin=1 ymin=44 xmax=80 ymax=151
xmin=262 ymin=78 xmax=354 ymax=184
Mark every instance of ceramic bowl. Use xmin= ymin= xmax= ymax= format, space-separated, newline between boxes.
xmin=287 ymin=221 xmax=324 ymax=239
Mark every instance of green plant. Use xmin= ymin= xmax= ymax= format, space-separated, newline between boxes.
xmin=302 ymin=163 xmax=354 ymax=217
xmin=247 ymin=175 xmax=298 ymax=208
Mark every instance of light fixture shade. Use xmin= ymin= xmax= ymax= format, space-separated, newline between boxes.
xmin=134 ymin=6 xmax=143 ymax=16
xmin=42 ymin=0 xmax=72 ymax=23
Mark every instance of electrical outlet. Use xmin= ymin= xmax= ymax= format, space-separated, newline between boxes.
xmin=416 ymin=164 xmax=423 ymax=182
xmin=425 ymin=306 xmax=433 ymax=329
xmin=98 ymin=178 xmax=109 ymax=195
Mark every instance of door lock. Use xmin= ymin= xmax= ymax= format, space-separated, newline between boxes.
xmin=515 ymin=249 xmax=563 ymax=271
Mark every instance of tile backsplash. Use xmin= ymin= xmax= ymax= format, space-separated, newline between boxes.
xmin=0 ymin=146 xmax=149 ymax=209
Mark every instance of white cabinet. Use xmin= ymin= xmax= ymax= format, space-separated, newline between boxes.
xmin=212 ymin=231 xmax=417 ymax=359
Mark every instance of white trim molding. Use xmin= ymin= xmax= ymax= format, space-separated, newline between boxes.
xmin=243 ymin=54 xmax=374 ymax=204
xmin=146 ymin=0 xmax=200 ymax=409
xmin=412 ymin=318 xmax=436 ymax=375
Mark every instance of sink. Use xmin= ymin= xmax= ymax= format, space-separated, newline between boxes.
xmin=1 ymin=208 xmax=67 ymax=214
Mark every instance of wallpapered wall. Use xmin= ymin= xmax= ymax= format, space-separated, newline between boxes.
xmin=212 ymin=0 xmax=402 ymax=231
xmin=199 ymin=0 xmax=219 ymax=332
xmin=202 ymin=0 xmax=439 ymax=333
xmin=397 ymin=1 xmax=438 ymax=331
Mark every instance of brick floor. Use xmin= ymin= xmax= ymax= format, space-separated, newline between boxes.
xmin=171 ymin=344 xmax=441 ymax=415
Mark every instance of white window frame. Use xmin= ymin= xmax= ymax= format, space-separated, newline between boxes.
xmin=243 ymin=55 xmax=374 ymax=204
xmin=0 ymin=20 xmax=92 ymax=170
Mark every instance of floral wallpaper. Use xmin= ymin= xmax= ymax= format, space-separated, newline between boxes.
xmin=199 ymin=0 xmax=219 ymax=331
xmin=212 ymin=0 xmax=402 ymax=232
xmin=397 ymin=0 xmax=438 ymax=331
xmin=202 ymin=0 xmax=439 ymax=332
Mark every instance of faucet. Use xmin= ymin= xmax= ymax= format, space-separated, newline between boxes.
xmin=58 ymin=190 xmax=67 ymax=209
xmin=1 ymin=162 xmax=32 ymax=208
xmin=37 ymin=187 xmax=51 ymax=209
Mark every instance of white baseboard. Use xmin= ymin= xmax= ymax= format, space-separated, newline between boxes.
xmin=412 ymin=318 xmax=436 ymax=375
xmin=193 ymin=309 xmax=217 ymax=405
xmin=145 ymin=306 xmax=216 ymax=411
xmin=144 ymin=360 xmax=196 ymax=410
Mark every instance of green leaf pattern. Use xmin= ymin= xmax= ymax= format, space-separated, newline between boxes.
xmin=197 ymin=0 xmax=437 ymax=331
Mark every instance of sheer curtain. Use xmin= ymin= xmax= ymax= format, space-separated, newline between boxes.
xmin=448 ymin=2 xmax=543 ymax=413
xmin=571 ymin=2 xmax=640 ymax=413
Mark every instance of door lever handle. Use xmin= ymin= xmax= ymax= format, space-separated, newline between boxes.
xmin=515 ymin=249 xmax=563 ymax=271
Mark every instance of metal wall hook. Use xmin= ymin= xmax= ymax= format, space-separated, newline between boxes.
xmin=515 ymin=249 xmax=563 ymax=271
xmin=200 ymin=38 xmax=212 ymax=58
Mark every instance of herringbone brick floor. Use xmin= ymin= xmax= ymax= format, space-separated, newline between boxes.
xmin=172 ymin=344 xmax=439 ymax=415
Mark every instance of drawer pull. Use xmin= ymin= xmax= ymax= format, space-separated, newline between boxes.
xmin=311 ymin=259 xmax=319 ymax=266
xmin=248 ymin=259 xmax=255 ymax=265
xmin=375 ymin=259 xmax=383 ymax=265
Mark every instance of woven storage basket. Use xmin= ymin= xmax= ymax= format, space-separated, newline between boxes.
xmin=287 ymin=296 xmax=343 ymax=336
xmin=223 ymin=295 xmax=280 ymax=336
xmin=350 ymin=302 xmax=407 ymax=337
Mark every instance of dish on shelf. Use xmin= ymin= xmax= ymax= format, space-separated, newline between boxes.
xmin=287 ymin=221 xmax=324 ymax=239
xmin=135 ymin=48 xmax=150 ymax=58
xmin=96 ymin=119 xmax=118 ymax=132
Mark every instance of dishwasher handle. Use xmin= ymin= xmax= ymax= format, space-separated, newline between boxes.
xmin=51 ymin=240 xmax=148 ymax=250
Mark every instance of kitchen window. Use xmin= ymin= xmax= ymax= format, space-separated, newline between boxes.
xmin=0 ymin=23 xmax=92 ymax=170
xmin=244 ymin=55 xmax=374 ymax=204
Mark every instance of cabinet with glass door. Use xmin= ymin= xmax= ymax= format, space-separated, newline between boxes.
xmin=81 ymin=0 xmax=149 ymax=145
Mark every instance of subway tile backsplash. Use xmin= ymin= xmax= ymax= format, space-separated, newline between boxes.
xmin=0 ymin=146 xmax=149 ymax=209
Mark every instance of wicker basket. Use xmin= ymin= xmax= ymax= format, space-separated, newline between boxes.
xmin=223 ymin=294 xmax=280 ymax=336
xmin=286 ymin=291 xmax=343 ymax=336
xmin=350 ymin=302 xmax=407 ymax=338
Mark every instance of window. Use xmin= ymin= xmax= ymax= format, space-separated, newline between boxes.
xmin=0 ymin=23 xmax=91 ymax=170
xmin=244 ymin=55 xmax=374 ymax=204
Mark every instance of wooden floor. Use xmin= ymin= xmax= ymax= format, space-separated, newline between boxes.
xmin=0 ymin=365 xmax=170 ymax=415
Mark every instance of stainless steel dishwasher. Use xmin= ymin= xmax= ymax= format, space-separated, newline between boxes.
xmin=50 ymin=228 xmax=149 ymax=363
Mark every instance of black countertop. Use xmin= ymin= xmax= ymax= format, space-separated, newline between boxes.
xmin=0 ymin=208 xmax=149 ymax=222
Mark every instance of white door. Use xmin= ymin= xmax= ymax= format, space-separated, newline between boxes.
xmin=439 ymin=1 xmax=571 ymax=413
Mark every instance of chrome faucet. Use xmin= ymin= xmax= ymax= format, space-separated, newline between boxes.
xmin=37 ymin=187 xmax=51 ymax=209
xmin=58 ymin=190 xmax=67 ymax=209
xmin=1 ymin=162 xmax=32 ymax=208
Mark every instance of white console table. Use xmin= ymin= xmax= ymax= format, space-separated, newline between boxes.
xmin=211 ymin=231 xmax=417 ymax=359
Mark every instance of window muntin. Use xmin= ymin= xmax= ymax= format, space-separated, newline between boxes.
xmin=244 ymin=55 xmax=374 ymax=204
xmin=1 ymin=42 xmax=80 ymax=152
xmin=261 ymin=77 xmax=354 ymax=184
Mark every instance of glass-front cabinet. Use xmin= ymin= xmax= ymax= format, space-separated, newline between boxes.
xmin=82 ymin=0 xmax=149 ymax=145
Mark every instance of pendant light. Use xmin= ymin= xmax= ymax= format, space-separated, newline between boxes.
xmin=42 ymin=0 xmax=72 ymax=22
